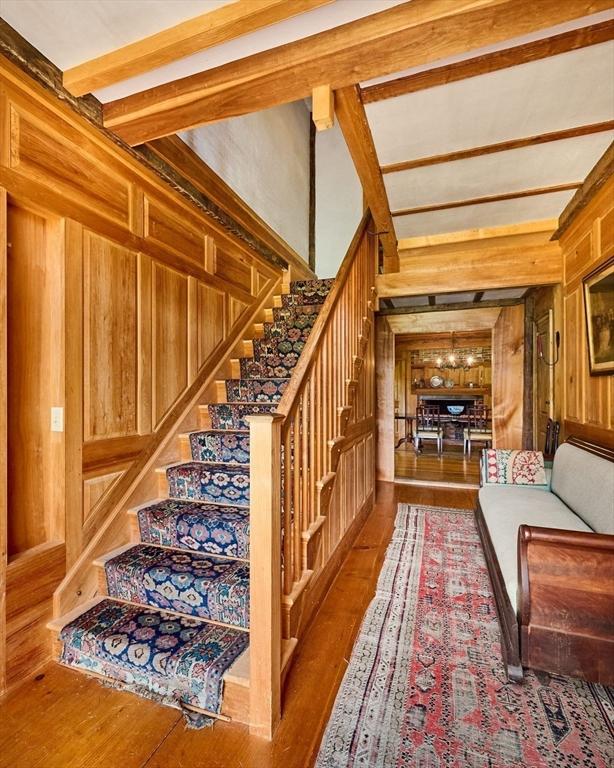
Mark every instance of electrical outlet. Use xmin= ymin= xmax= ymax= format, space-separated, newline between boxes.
xmin=51 ymin=407 xmax=64 ymax=432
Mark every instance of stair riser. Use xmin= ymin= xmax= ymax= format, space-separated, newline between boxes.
xmin=282 ymin=279 xmax=333 ymax=307
xmin=225 ymin=379 xmax=287 ymax=403
xmin=252 ymin=337 xmax=305 ymax=360
xmin=136 ymin=501 xmax=250 ymax=559
xmin=239 ymin=357 xmax=296 ymax=380
xmin=208 ymin=403 xmax=277 ymax=430
xmin=190 ymin=431 xmax=250 ymax=463
xmin=264 ymin=321 xmax=315 ymax=342
xmin=167 ymin=464 xmax=250 ymax=507
xmin=272 ymin=304 xmax=322 ymax=324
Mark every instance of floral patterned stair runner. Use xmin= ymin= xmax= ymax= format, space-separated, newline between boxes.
xmin=189 ymin=430 xmax=250 ymax=463
xmin=137 ymin=499 xmax=250 ymax=558
xmin=58 ymin=278 xmax=333 ymax=724
xmin=105 ymin=544 xmax=250 ymax=627
xmin=60 ymin=599 xmax=248 ymax=720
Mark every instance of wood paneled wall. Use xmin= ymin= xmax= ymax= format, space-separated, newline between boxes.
xmin=560 ymin=176 xmax=614 ymax=447
xmin=492 ymin=304 xmax=525 ymax=449
xmin=0 ymin=55 xmax=306 ymax=691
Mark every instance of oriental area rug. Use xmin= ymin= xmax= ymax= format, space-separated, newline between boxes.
xmin=316 ymin=505 xmax=614 ymax=767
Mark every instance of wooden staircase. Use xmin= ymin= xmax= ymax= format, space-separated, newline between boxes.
xmin=48 ymin=276 xmax=334 ymax=727
xmin=49 ymin=212 xmax=377 ymax=738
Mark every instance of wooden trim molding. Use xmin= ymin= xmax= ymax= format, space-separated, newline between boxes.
xmin=141 ymin=136 xmax=314 ymax=279
xmin=362 ymin=19 xmax=614 ymax=103
xmin=553 ymin=141 xmax=614 ymax=240
xmin=391 ymin=183 xmax=582 ymax=218
xmin=381 ymin=121 xmax=614 ymax=174
xmin=63 ymin=0 xmax=334 ymax=96
xmin=100 ymin=0 xmax=611 ymax=144
xmin=0 ymin=32 xmax=308 ymax=275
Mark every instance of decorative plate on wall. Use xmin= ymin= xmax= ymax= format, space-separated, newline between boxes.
xmin=430 ymin=375 xmax=444 ymax=388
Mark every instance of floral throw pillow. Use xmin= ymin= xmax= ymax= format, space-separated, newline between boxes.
xmin=485 ymin=449 xmax=547 ymax=485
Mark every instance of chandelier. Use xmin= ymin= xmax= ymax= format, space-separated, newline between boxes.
xmin=434 ymin=333 xmax=476 ymax=370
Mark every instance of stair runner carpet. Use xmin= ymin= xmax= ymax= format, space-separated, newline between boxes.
xmin=58 ymin=278 xmax=333 ymax=726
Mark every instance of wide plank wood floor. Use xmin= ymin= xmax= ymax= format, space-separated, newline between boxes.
xmin=395 ymin=443 xmax=481 ymax=485
xmin=0 ymin=483 xmax=477 ymax=768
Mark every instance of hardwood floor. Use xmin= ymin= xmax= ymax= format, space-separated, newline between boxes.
xmin=395 ymin=443 xmax=481 ymax=485
xmin=0 ymin=483 xmax=477 ymax=768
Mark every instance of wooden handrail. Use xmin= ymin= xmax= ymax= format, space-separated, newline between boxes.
xmin=247 ymin=212 xmax=377 ymax=738
xmin=275 ymin=210 xmax=372 ymax=418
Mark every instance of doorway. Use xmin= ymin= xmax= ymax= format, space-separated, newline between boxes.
xmin=378 ymin=297 xmax=528 ymax=487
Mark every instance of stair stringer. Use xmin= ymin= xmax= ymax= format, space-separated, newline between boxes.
xmin=281 ymin=309 xmax=376 ymax=644
xmin=53 ymin=274 xmax=284 ymax=622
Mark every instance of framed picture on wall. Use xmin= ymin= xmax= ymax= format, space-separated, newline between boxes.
xmin=583 ymin=256 xmax=614 ymax=375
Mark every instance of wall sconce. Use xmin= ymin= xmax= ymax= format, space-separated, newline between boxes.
xmin=537 ymin=329 xmax=561 ymax=367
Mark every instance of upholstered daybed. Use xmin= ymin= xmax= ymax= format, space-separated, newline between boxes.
xmin=476 ymin=437 xmax=614 ymax=685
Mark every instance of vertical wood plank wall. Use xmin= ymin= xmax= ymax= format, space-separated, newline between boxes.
xmin=0 ymin=57 xmax=310 ymax=691
xmin=492 ymin=304 xmax=525 ymax=449
xmin=560 ymin=176 xmax=614 ymax=447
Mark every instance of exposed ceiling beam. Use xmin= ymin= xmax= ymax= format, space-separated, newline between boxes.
xmin=381 ymin=120 xmax=614 ymax=174
xmin=395 ymin=330 xmax=493 ymax=347
xmin=335 ymin=84 xmax=398 ymax=272
xmin=386 ymin=307 xmax=503 ymax=334
xmin=63 ymin=0 xmax=334 ymax=96
xmin=379 ymin=298 xmax=523 ymax=315
xmin=101 ymin=0 xmax=612 ymax=145
xmin=362 ymin=18 xmax=614 ymax=104
xmin=391 ymin=182 xmax=582 ymax=218
xmin=397 ymin=219 xmax=558 ymax=250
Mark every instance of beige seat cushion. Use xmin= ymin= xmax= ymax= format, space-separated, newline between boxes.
xmin=478 ymin=485 xmax=591 ymax=608
xmin=464 ymin=429 xmax=492 ymax=439
xmin=415 ymin=429 xmax=441 ymax=439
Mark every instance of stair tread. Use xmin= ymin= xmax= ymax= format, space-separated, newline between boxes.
xmin=59 ymin=598 xmax=248 ymax=717
xmin=105 ymin=544 xmax=249 ymax=628
xmin=137 ymin=499 xmax=250 ymax=559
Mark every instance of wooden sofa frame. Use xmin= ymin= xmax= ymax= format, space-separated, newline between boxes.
xmin=475 ymin=436 xmax=614 ymax=685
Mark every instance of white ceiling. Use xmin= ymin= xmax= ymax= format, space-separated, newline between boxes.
xmin=391 ymin=190 xmax=578 ymax=239
xmin=0 ymin=0 xmax=407 ymax=102
xmin=367 ymin=42 xmax=614 ymax=166
xmin=1 ymin=1 xmax=612 ymax=247
xmin=365 ymin=27 xmax=614 ymax=240
xmin=384 ymin=133 xmax=613 ymax=211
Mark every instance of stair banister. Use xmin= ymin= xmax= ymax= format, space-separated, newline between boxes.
xmin=247 ymin=211 xmax=376 ymax=738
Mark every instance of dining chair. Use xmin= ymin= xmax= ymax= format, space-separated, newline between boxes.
xmin=463 ymin=405 xmax=492 ymax=457
xmin=414 ymin=405 xmax=443 ymax=455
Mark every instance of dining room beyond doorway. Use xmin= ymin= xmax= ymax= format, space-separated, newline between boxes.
xmin=394 ymin=330 xmax=492 ymax=486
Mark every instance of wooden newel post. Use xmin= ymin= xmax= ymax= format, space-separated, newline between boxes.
xmin=246 ymin=412 xmax=284 ymax=739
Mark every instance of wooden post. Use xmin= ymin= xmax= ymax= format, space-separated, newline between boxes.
xmin=0 ymin=188 xmax=7 ymax=695
xmin=246 ymin=413 xmax=283 ymax=739
xmin=312 ymin=84 xmax=334 ymax=131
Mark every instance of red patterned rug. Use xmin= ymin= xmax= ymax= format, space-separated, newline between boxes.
xmin=316 ymin=505 xmax=614 ymax=767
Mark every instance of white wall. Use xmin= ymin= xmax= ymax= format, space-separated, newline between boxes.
xmin=315 ymin=122 xmax=363 ymax=278
xmin=180 ymin=101 xmax=310 ymax=261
